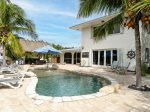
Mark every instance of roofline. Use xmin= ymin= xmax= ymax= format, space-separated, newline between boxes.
xmin=61 ymin=48 xmax=81 ymax=52
xmin=70 ymin=13 xmax=119 ymax=30
xmin=70 ymin=16 xmax=106 ymax=29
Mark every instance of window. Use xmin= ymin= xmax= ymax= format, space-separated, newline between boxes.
xmin=145 ymin=48 xmax=149 ymax=63
xmin=82 ymin=52 xmax=89 ymax=58
xmin=92 ymin=26 xmax=120 ymax=37
xmin=74 ymin=53 xmax=81 ymax=64
xmin=148 ymin=25 xmax=150 ymax=34
xmin=108 ymin=26 xmax=120 ymax=34
xmin=100 ymin=51 xmax=104 ymax=65
xmin=112 ymin=50 xmax=117 ymax=62
xmin=106 ymin=50 xmax=111 ymax=66
xmin=64 ymin=53 xmax=72 ymax=64
xmin=93 ymin=51 xmax=98 ymax=65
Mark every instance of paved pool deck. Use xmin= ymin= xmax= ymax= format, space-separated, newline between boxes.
xmin=0 ymin=64 xmax=150 ymax=112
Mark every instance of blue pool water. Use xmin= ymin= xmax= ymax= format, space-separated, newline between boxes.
xmin=34 ymin=70 xmax=110 ymax=97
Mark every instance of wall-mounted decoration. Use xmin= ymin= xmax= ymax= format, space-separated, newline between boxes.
xmin=127 ymin=49 xmax=135 ymax=59
xmin=82 ymin=52 xmax=89 ymax=58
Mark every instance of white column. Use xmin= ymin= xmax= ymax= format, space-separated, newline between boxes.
xmin=89 ymin=50 xmax=92 ymax=66
xmin=98 ymin=50 xmax=100 ymax=65
xmin=72 ymin=52 xmax=74 ymax=64
xmin=104 ymin=50 xmax=106 ymax=66
xmin=80 ymin=52 xmax=82 ymax=63
xmin=111 ymin=50 xmax=113 ymax=65
xmin=60 ymin=53 xmax=64 ymax=64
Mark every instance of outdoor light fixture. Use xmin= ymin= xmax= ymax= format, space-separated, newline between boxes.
xmin=81 ymin=46 xmax=84 ymax=49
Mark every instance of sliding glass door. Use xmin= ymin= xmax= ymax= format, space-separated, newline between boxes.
xmin=93 ymin=49 xmax=118 ymax=66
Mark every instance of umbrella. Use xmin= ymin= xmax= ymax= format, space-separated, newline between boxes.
xmin=34 ymin=45 xmax=61 ymax=69
xmin=34 ymin=45 xmax=61 ymax=55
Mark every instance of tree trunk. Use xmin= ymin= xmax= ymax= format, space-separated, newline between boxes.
xmin=134 ymin=17 xmax=142 ymax=88
xmin=2 ymin=45 xmax=6 ymax=67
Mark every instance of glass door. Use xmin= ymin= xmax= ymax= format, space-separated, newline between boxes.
xmin=93 ymin=51 xmax=98 ymax=65
xmin=106 ymin=50 xmax=111 ymax=66
xmin=99 ymin=51 xmax=104 ymax=65
xmin=112 ymin=50 xmax=117 ymax=62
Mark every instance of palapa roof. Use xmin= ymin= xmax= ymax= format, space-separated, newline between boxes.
xmin=19 ymin=39 xmax=49 ymax=52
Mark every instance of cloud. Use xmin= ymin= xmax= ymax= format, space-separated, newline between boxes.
xmin=48 ymin=24 xmax=69 ymax=30
xmin=38 ymin=31 xmax=58 ymax=36
xmin=10 ymin=0 xmax=87 ymax=47
xmin=11 ymin=0 xmax=77 ymax=17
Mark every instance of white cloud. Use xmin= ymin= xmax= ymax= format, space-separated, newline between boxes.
xmin=48 ymin=24 xmax=69 ymax=30
xmin=38 ymin=31 xmax=58 ymax=36
xmin=11 ymin=0 xmax=77 ymax=17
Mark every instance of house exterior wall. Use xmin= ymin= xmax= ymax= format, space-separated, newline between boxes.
xmin=80 ymin=25 xmax=150 ymax=69
xmin=60 ymin=19 xmax=150 ymax=70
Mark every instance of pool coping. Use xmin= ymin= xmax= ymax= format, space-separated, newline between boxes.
xmin=25 ymin=69 xmax=118 ymax=105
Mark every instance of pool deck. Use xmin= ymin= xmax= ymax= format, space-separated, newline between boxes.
xmin=0 ymin=64 xmax=150 ymax=112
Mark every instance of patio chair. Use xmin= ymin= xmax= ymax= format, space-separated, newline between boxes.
xmin=111 ymin=61 xmax=118 ymax=71
xmin=116 ymin=62 xmax=130 ymax=74
xmin=127 ymin=62 xmax=136 ymax=72
xmin=106 ymin=61 xmax=118 ymax=71
xmin=0 ymin=73 xmax=25 ymax=89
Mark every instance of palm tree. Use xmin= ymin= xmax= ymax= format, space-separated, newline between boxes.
xmin=0 ymin=0 xmax=38 ymax=66
xmin=78 ymin=0 xmax=150 ymax=88
xmin=5 ymin=34 xmax=24 ymax=61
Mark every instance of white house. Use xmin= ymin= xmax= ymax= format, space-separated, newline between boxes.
xmin=60 ymin=14 xmax=150 ymax=70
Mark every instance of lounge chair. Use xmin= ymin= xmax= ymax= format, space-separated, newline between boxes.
xmin=0 ymin=73 xmax=25 ymax=89
xmin=0 ymin=67 xmax=18 ymax=74
xmin=0 ymin=64 xmax=23 ymax=74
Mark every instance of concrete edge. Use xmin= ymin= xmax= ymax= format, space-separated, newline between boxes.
xmin=25 ymin=69 xmax=119 ymax=105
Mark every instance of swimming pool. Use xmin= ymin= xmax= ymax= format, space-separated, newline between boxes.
xmin=34 ymin=70 xmax=110 ymax=97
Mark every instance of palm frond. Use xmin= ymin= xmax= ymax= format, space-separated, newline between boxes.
xmin=6 ymin=33 xmax=24 ymax=59
xmin=10 ymin=18 xmax=38 ymax=39
xmin=128 ymin=0 xmax=150 ymax=15
xmin=78 ymin=0 xmax=123 ymax=18
xmin=0 ymin=0 xmax=38 ymax=40
xmin=93 ymin=13 xmax=123 ymax=41
xmin=12 ymin=27 xmax=38 ymax=39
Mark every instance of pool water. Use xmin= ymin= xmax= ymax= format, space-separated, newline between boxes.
xmin=34 ymin=70 xmax=110 ymax=97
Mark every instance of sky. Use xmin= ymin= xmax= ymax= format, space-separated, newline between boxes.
xmin=11 ymin=0 xmax=102 ymax=47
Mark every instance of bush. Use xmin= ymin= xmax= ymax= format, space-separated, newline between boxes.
xmin=141 ymin=63 xmax=150 ymax=76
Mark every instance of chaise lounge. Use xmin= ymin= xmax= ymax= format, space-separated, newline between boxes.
xmin=0 ymin=73 xmax=25 ymax=89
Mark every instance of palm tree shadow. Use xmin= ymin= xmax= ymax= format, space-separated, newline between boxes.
xmin=128 ymin=85 xmax=150 ymax=91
